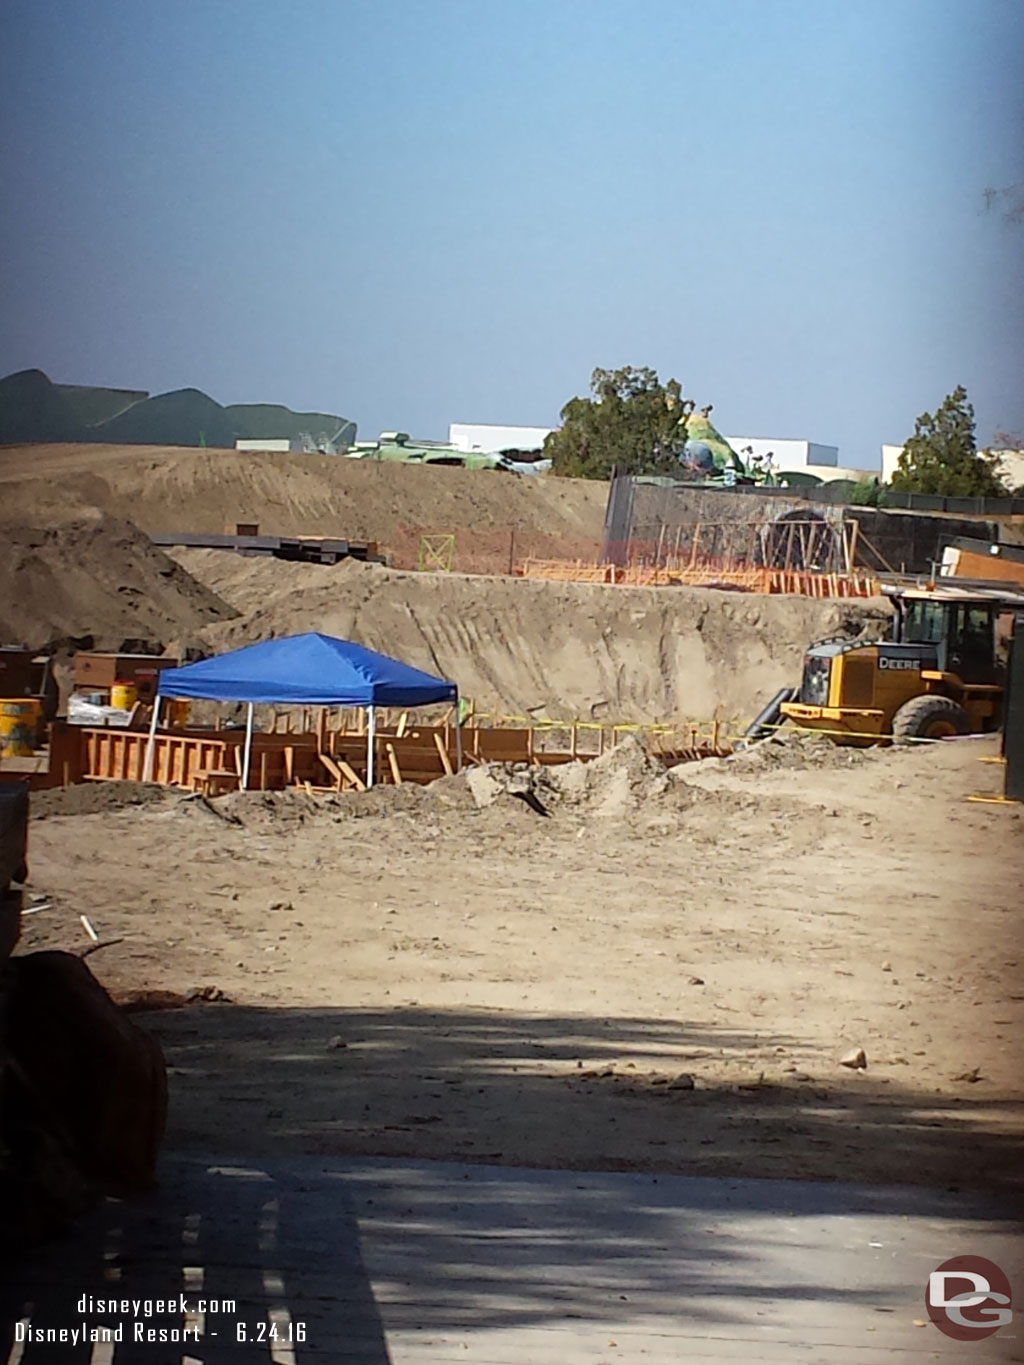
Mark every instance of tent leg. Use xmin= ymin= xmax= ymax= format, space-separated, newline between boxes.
xmin=143 ymin=695 xmax=162 ymax=783
xmin=367 ymin=706 xmax=376 ymax=788
xmin=454 ymin=705 xmax=463 ymax=773
xmin=242 ymin=702 xmax=254 ymax=791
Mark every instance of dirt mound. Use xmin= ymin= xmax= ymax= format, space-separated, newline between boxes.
xmin=193 ymin=738 xmax=812 ymax=830
xmin=719 ymin=729 xmax=877 ymax=771
xmin=0 ymin=513 xmax=236 ymax=652
xmin=209 ymin=783 xmax=437 ymax=831
xmin=463 ymin=736 xmax=670 ymax=818
xmin=174 ymin=553 xmax=889 ymax=724
xmin=30 ymin=781 xmax=171 ymax=820
xmin=0 ymin=444 xmax=607 ymax=547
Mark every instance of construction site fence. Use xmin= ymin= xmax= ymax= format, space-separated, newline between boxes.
xmin=391 ymin=527 xmax=879 ymax=596
xmin=391 ymin=526 xmax=608 ymax=576
xmin=516 ymin=558 xmax=879 ymax=596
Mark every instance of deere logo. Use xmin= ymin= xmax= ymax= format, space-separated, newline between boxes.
xmin=878 ymin=656 xmax=919 ymax=671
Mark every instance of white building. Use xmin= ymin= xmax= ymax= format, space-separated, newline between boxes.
xmin=449 ymin=422 xmax=553 ymax=453
xmin=725 ymin=436 xmax=838 ymax=470
xmin=235 ymin=431 xmax=353 ymax=455
xmin=235 ymin=438 xmax=305 ymax=453
xmin=724 ymin=436 xmax=879 ymax=482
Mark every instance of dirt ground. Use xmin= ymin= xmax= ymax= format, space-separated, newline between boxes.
xmin=18 ymin=733 xmax=1024 ymax=1194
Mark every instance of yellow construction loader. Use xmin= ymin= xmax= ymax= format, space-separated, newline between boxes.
xmin=768 ymin=583 xmax=1024 ymax=745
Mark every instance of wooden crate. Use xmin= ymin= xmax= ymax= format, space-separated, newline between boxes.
xmin=73 ymin=653 xmax=179 ymax=700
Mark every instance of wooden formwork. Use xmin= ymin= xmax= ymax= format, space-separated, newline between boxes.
xmin=30 ymin=713 xmax=731 ymax=793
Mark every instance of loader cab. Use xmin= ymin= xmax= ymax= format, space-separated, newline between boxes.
xmin=893 ymin=596 xmax=1000 ymax=685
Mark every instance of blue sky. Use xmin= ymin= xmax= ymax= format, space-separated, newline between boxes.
xmin=1 ymin=0 xmax=1021 ymax=467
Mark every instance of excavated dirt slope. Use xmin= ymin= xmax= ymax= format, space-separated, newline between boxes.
xmin=175 ymin=550 xmax=891 ymax=723
xmin=0 ymin=443 xmax=607 ymax=545
xmin=0 ymin=513 xmax=234 ymax=652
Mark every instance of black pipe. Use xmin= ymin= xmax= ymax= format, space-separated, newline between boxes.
xmin=744 ymin=686 xmax=798 ymax=741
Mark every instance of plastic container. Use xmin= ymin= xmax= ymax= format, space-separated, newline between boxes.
xmin=0 ymin=698 xmax=42 ymax=757
xmin=110 ymin=681 xmax=138 ymax=711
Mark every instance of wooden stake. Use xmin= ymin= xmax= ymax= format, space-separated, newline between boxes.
xmin=433 ymin=731 xmax=453 ymax=776
xmin=845 ymin=518 xmax=860 ymax=574
xmin=320 ymin=752 xmax=365 ymax=791
xmin=386 ymin=743 xmax=402 ymax=785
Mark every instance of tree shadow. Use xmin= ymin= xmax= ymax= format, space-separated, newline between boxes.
xmin=149 ymin=1002 xmax=1024 ymax=1197
xmin=3 ymin=1003 xmax=1021 ymax=1358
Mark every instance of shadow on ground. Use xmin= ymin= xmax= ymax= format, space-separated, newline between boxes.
xmin=149 ymin=1003 xmax=1023 ymax=1194
xmin=3 ymin=1004 xmax=1022 ymax=1361
xmin=0 ymin=1157 xmax=390 ymax=1364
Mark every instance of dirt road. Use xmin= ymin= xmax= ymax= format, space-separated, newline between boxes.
xmin=19 ymin=735 xmax=1023 ymax=1194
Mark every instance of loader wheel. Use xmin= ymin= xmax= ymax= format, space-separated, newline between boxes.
xmin=892 ymin=695 xmax=969 ymax=743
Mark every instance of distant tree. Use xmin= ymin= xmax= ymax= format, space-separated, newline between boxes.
xmin=890 ymin=386 xmax=1007 ymax=497
xmin=849 ymin=477 xmax=882 ymax=507
xmin=544 ymin=367 xmax=692 ymax=480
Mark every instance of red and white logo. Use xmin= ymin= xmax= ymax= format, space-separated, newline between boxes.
xmin=926 ymin=1256 xmax=1012 ymax=1340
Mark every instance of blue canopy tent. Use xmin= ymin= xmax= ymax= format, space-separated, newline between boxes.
xmin=143 ymin=632 xmax=460 ymax=788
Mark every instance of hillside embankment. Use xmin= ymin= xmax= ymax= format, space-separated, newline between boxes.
xmin=174 ymin=550 xmax=889 ymax=723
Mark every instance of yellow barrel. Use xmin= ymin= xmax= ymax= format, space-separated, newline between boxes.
xmin=0 ymin=698 xmax=42 ymax=757
xmin=110 ymin=681 xmax=138 ymax=711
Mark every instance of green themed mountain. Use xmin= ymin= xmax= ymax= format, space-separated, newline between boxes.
xmin=95 ymin=387 xmax=239 ymax=447
xmin=0 ymin=369 xmax=85 ymax=444
xmin=227 ymin=403 xmax=356 ymax=446
xmin=56 ymin=383 xmax=150 ymax=427
xmin=0 ymin=369 xmax=355 ymax=448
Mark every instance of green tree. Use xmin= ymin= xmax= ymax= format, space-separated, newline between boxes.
xmin=849 ymin=477 xmax=882 ymax=507
xmin=544 ymin=366 xmax=692 ymax=479
xmin=890 ymin=386 xmax=1007 ymax=497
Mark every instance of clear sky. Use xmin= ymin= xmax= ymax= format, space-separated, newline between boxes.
xmin=1 ymin=0 xmax=1021 ymax=467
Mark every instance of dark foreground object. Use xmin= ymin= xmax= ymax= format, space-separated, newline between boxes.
xmin=0 ymin=950 xmax=168 ymax=1245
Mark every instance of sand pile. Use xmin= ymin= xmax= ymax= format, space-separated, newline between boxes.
xmin=30 ymin=782 xmax=172 ymax=820
xmin=718 ymin=729 xmax=876 ymax=771
xmin=0 ymin=512 xmax=236 ymax=652
xmin=462 ymin=736 xmax=673 ymax=818
xmin=195 ymin=739 xmax=703 ymax=829
xmin=208 ymin=782 xmax=439 ymax=831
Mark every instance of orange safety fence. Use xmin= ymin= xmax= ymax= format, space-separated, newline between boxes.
xmin=516 ymin=558 xmax=879 ymax=597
